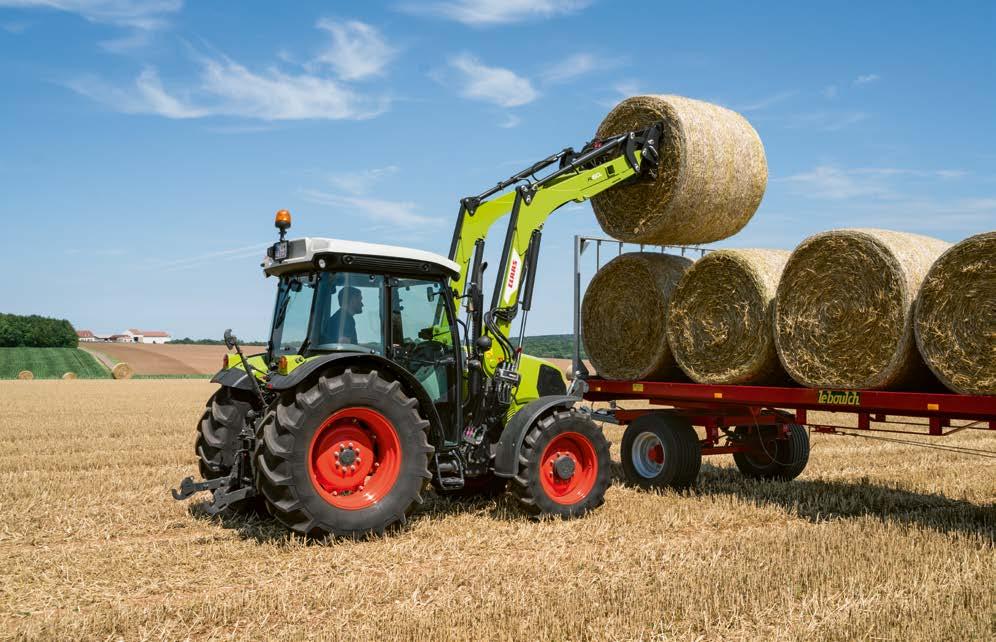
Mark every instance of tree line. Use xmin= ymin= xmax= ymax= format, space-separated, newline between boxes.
xmin=0 ymin=313 xmax=78 ymax=348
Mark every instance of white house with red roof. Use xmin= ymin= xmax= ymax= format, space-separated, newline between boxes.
xmin=124 ymin=329 xmax=172 ymax=344
xmin=76 ymin=329 xmax=97 ymax=342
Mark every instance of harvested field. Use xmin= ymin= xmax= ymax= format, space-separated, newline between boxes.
xmin=81 ymin=344 xmax=254 ymax=375
xmin=1 ymin=380 xmax=992 ymax=640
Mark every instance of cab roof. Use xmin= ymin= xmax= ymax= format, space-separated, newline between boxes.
xmin=262 ymin=237 xmax=461 ymax=279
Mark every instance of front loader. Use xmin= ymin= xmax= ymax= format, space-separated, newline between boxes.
xmin=173 ymin=124 xmax=664 ymax=537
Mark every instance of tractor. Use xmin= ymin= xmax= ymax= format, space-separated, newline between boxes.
xmin=173 ymin=124 xmax=664 ymax=537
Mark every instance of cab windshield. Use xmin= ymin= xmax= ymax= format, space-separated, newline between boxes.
xmin=269 ymin=272 xmax=385 ymax=357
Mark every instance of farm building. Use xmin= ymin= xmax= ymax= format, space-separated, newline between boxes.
xmin=76 ymin=330 xmax=97 ymax=342
xmin=124 ymin=329 xmax=172 ymax=344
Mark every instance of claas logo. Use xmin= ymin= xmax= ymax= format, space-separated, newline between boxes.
xmin=817 ymin=390 xmax=861 ymax=405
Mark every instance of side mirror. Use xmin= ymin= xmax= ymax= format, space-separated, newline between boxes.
xmin=475 ymin=335 xmax=492 ymax=352
xmin=223 ymin=328 xmax=237 ymax=349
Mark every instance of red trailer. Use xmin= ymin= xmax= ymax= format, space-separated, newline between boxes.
xmin=568 ymin=235 xmax=996 ymax=487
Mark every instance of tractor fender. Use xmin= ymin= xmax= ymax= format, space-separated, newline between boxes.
xmin=210 ymin=367 xmax=253 ymax=391
xmin=265 ymin=352 xmax=446 ymax=448
xmin=493 ymin=395 xmax=579 ymax=478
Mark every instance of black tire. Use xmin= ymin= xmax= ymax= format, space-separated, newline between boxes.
xmin=732 ymin=424 xmax=810 ymax=481
xmin=195 ymin=387 xmax=255 ymax=480
xmin=255 ymin=369 xmax=434 ymax=538
xmin=620 ymin=413 xmax=702 ymax=490
xmin=510 ymin=409 xmax=611 ymax=518
xmin=432 ymin=473 xmax=508 ymax=499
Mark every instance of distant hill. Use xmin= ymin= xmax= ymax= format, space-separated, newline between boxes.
xmin=522 ymin=334 xmax=586 ymax=359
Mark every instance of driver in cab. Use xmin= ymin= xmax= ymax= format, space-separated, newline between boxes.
xmin=326 ymin=286 xmax=363 ymax=344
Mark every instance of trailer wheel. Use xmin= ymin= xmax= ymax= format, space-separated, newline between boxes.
xmin=511 ymin=409 xmax=611 ymax=518
xmin=732 ymin=424 xmax=810 ymax=481
xmin=255 ymin=369 xmax=434 ymax=538
xmin=621 ymin=414 xmax=702 ymax=490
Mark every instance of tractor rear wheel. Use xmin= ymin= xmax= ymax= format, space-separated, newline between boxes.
xmin=195 ymin=387 xmax=255 ymax=480
xmin=511 ymin=409 xmax=611 ymax=518
xmin=733 ymin=424 xmax=810 ymax=480
xmin=194 ymin=386 xmax=261 ymax=513
xmin=255 ymin=369 xmax=433 ymax=538
xmin=620 ymin=413 xmax=702 ymax=490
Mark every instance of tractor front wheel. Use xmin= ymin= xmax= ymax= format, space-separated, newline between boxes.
xmin=255 ymin=369 xmax=433 ymax=538
xmin=511 ymin=409 xmax=611 ymax=518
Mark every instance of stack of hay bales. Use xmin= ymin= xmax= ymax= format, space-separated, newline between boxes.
xmin=914 ymin=232 xmax=995 ymax=395
xmin=773 ymin=229 xmax=950 ymax=390
xmin=581 ymin=95 xmax=769 ymax=380
xmin=17 ymin=370 xmax=33 ymax=380
xmin=591 ymin=95 xmax=767 ymax=245
xmin=667 ymin=249 xmax=790 ymax=385
xmin=582 ymin=253 xmax=693 ymax=380
xmin=62 ymin=372 xmax=77 ymax=380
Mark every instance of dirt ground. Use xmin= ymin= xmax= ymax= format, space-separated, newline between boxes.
xmin=1 ymin=380 xmax=992 ymax=640
xmin=81 ymin=344 xmax=237 ymax=375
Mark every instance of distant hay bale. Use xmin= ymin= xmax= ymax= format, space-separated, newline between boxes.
xmin=17 ymin=370 xmax=33 ymax=380
xmin=774 ymin=229 xmax=951 ymax=390
xmin=111 ymin=362 xmax=134 ymax=380
xmin=668 ymin=249 xmax=791 ymax=385
xmin=582 ymin=252 xmax=694 ymax=380
xmin=62 ymin=372 xmax=77 ymax=380
xmin=914 ymin=231 xmax=995 ymax=395
xmin=590 ymin=94 xmax=767 ymax=245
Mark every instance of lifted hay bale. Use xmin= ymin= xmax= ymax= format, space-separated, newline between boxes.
xmin=582 ymin=252 xmax=694 ymax=380
xmin=111 ymin=362 xmax=134 ymax=380
xmin=17 ymin=370 xmax=33 ymax=380
xmin=62 ymin=372 xmax=77 ymax=380
xmin=590 ymin=94 xmax=767 ymax=245
xmin=914 ymin=231 xmax=995 ymax=395
xmin=668 ymin=249 xmax=791 ymax=384
xmin=774 ymin=229 xmax=950 ymax=389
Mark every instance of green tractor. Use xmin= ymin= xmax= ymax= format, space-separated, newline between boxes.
xmin=173 ymin=124 xmax=664 ymax=537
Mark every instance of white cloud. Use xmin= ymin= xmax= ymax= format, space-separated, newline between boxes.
xmin=854 ymin=73 xmax=880 ymax=85
xmin=540 ymin=52 xmax=620 ymax=84
xmin=2 ymin=20 xmax=29 ymax=32
xmin=779 ymin=165 xmax=969 ymax=200
xmin=498 ymin=113 xmax=521 ymax=128
xmin=448 ymin=53 xmax=537 ymax=107
xmin=69 ymin=54 xmax=391 ymax=121
xmin=822 ymin=85 xmax=838 ymax=99
xmin=300 ymin=190 xmax=437 ymax=227
xmin=314 ymin=19 xmax=397 ymax=81
xmin=0 ymin=0 xmax=181 ymax=29
xmin=327 ymin=165 xmax=399 ymax=195
xmin=399 ymin=0 xmax=590 ymax=26
xmin=142 ymin=242 xmax=272 ymax=272
xmin=738 ymin=90 xmax=798 ymax=111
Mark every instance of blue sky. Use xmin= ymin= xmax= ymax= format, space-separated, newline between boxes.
xmin=2 ymin=0 xmax=994 ymax=340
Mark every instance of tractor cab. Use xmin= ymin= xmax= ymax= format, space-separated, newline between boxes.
xmin=262 ymin=232 xmax=465 ymax=446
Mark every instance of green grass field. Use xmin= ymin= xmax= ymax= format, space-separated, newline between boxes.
xmin=0 ymin=347 xmax=110 ymax=379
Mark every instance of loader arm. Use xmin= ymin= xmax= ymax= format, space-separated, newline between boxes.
xmin=448 ymin=124 xmax=664 ymax=342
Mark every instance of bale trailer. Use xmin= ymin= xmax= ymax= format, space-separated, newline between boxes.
xmin=569 ymin=235 xmax=996 ymax=486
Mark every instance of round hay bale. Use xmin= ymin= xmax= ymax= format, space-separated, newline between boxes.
xmin=914 ymin=231 xmax=995 ymax=395
xmin=582 ymin=252 xmax=694 ymax=380
xmin=17 ymin=370 xmax=33 ymax=380
xmin=774 ymin=229 xmax=951 ymax=390
xmin=590 ymin=94 xmax=767 ymax=245
xmin=668 ymin=249 xmax=791 ymax=385
xmin=62 ymin=372 xmax=77 ymax=380
xmin=111 ymin=362 xmax=134 ymax=380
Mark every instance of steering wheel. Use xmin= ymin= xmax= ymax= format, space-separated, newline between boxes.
xmin=408 ymin=340 xmax=447 ymax=368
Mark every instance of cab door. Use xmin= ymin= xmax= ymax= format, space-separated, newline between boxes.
xmin=388 ymin=278 xmax=460 ymax=440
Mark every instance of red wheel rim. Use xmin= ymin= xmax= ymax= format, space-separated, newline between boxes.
xmin=308 ymin=407 xmax=402 ymax=510
xmin=539 ymin=431 xmax=598 ymax=505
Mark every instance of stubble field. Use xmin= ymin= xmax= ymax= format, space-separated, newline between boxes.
xmin=0 ymin=380 xmax=993 ymax=641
